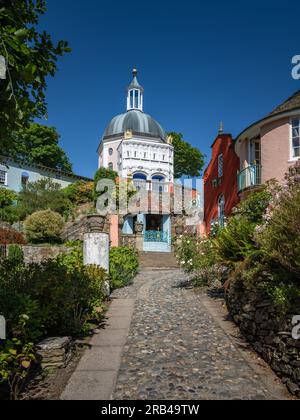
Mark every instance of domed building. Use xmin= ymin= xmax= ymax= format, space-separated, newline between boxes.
xmin=97 ymin=70 xmax=175 ymax=252
xmin=98 ymin=69 xmax=174 ymax=183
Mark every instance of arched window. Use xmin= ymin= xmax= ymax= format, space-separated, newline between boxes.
xmin=218 ymin=194 xmax=225 ymax=227
xmin=152 ymin=175 xmax=165 ymax=192
xmin=108 ymin=163 xmax=114 ymax=171
xmin=109 ymin=148 xmax=113 ymax=156
xmin=133 ymin=173 xmax=147 ymax=191
xmin=133 ymin=173 xmax=147 ymax=181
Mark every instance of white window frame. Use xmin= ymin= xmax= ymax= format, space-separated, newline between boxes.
xmin=0 ymin=169 xmax=7 ymax=186
xmin=218 ymin=194 xmax=225 ymax=226
xmin=290 ymin=117 xmax=300 ymax=161
xmin=218 ymin=154 xmax=223 ymax=178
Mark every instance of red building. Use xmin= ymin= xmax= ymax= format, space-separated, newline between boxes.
xmin=204 ymin=131 xmax=240 ymax=233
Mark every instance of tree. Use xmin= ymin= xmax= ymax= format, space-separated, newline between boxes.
xmin=16 ymin=178 xmax=72 ymax=220
xmin=168 ymin=132 xmax=205 ymax=178
xmin=0 ymin=187 xmax=18 ymax=223
xmin=0 ymin=1 xmax=71 ymax=155
xmin=93 ymin=168 xmax=118 ymax=201
xmin=11 ymin=123 xmax=73 ymax=172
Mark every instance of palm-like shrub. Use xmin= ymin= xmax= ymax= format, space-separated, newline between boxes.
xmin=214 ymin=188 xmax=272 ymax=265
xmin=109 ymin=247 xmax=139 ymax=290
xmin=24 ymin=209 xmax=64 ymax=244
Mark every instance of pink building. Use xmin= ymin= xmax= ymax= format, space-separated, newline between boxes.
xmin=235 ymin=91 xmax=300 ymax=198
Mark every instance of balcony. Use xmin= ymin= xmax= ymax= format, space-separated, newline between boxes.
xmin=238 ymin=165 xmax=262 ymax=193
xmin=133 ymin=180 xmax=169 ymax=193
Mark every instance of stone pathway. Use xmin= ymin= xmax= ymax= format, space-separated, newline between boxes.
xmin=62 ymin=269 xmax=291 ymax=400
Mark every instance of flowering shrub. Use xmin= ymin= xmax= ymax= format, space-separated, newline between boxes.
xmin=175 ymin=234 xmax=217 ymax=272
xmin=174 ymin=234 xmax=198 ymax=272
xmin=0 ymin=227 xmax=26 ymax=245
xmin=174 ymin=233 xmax=223 ymax=290
xmin=227 ymin=164 xmax=300 ymax=315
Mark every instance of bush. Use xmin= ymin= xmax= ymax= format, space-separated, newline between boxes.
xmin=0 ymin=188 xmax=18 ymax=224
xmin=0 ymin=256 xmax=108 ymax=342
xmin=24 ymin=209 xmax=64 ymax=244
xmin=0 ymin=227 xmax=26 ymax=245
xmin=7 ymin=245 xmax=24 ymax=264
xmin=214 ymin=188 xmax=272 ymax=265
xmin=225 ymin=166 xmax=300 ymax=316
xmin=0 ymin=251 xmax=108 ymax=399
xmin=16 ymin=179 xmax=72 ymax=220
xmin=94 ymin=168 xmax=118 ymax=200
xmin=109 ymin=247 xmax=139 ymax=290
xmin=174 ymin=234 xmax=217 ymax=273
xmin=257 ymin=185 xmax=300 ymax=279
xmin=0 ymin=339 xmax=36 ymax=400
xmin=63 ymin=181 xmax=94 ymax=205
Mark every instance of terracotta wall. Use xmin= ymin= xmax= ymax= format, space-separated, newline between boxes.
xmin=204 ymin=134 xmax=240 ymax=233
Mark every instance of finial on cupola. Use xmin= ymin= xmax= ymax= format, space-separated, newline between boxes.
xmin=218 ymin=121 xmax=224 ymax=135
xmin=127 ymin=68 xmax=144 ymax=112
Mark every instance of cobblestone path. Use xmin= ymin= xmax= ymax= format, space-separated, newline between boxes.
xmin=112 ymin=269 xmax=290 ymax=400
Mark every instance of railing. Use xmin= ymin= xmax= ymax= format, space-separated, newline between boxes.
xmin=133 ymin=180 xmax=169 ymax=193
xmin=238 ymin=165 xmax=262 ymax=193
xmin=144 ymin=231 xmax=169 ymax=243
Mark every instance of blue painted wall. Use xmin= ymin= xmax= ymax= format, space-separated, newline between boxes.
xmin=0 ymin=160 xmax=90 ymax=192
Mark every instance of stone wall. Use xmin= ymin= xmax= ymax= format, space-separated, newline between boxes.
xmin=226 ymin=283 xmax=300 ymax=397
xmin=22 ymin=245 xmax=71 ymax=264
xmin=63 ymin=213 xmax=110 ymax=242
xmin=121 ymin=234 xmax=137 ymax=248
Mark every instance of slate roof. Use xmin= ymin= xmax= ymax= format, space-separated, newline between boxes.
xmin=269 ymin=90 xmax=300 ymax=117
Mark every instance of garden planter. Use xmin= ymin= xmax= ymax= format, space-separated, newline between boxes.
xmin=85 ymin=214 xmax=106 ymax=233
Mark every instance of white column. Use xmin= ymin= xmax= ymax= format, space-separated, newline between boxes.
xmin=83 ymin=232 xmax=109 ymax=272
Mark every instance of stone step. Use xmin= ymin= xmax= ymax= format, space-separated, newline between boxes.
xmin=138 ymin=252 xmax=179 ymax=269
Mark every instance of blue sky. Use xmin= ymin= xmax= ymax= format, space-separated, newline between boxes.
xmin=39 ymin=0 xmax=300 ymax=178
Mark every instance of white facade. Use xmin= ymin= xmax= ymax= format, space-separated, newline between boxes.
xmin=118 ymin=137 xmax=173 ymax=182
xmin=98 ymin=70 xmax=174 ymax=184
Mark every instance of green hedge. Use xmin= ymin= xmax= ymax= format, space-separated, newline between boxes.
xmin=109 ymin=247 xmax=139 ymax=290
xmin=0 ymin=249 xmax=108 ymax=399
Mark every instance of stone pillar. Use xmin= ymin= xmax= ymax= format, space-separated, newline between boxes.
xmin=135 ymin=233 xmax=144 ymax=252
xmin=83 ymin=232 xmax=109 ymax=271
xmin=83 ymin=215 xmax=110 ymax=296
xmin=135 ymin=221 xmax=144 ymax=252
